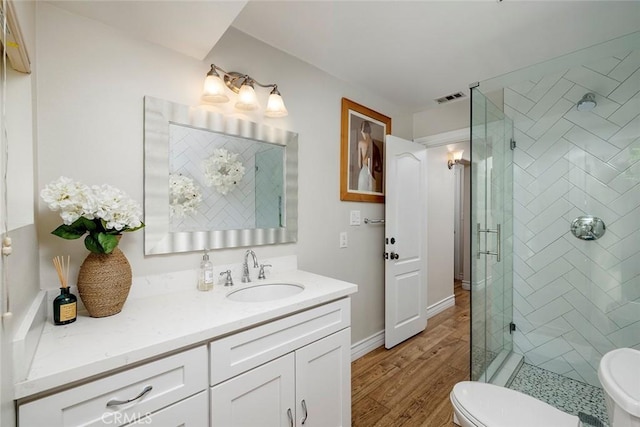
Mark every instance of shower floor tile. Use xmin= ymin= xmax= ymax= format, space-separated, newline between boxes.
xmin=508 ymin=363 xmax=609 ymax=425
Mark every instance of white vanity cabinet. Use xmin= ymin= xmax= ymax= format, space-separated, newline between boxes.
xmin=209 ymin=298 xmax=351 ymax=427
xmin=18 ymin=346 xmax=208 ymax=427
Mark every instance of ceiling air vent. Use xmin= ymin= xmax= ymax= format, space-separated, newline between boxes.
xmin=435 ymin=91 xmax=466 ymax=104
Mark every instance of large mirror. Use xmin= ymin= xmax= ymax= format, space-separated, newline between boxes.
xmin=143 ymin=96 xmax=298 ymax=255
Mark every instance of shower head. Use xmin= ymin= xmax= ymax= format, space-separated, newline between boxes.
xmin=577 ymin=93 xmax=597 ymax=111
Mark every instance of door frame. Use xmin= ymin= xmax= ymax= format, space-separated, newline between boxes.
xmin=415 ymin=128 xmax=470 ymax=290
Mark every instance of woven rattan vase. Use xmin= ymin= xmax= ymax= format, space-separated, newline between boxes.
xmin=77 ymin=245 xmax=132 ymax=318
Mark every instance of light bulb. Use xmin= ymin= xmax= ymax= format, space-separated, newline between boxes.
xmin=235 ymin=84 xmax=259 ymax=111
xmin=202 ymin=68 xmax=229 ymax=103
xmin=265 ymin=92 xmax=288 ymax=117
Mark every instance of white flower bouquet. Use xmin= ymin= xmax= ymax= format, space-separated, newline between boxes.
xmin=203 ymin=148 xmax=246 ymax=195
xmin=41 ymin=177 xmax=144 ymax=254
xmin=169 ymin=174 xmax=202 ymax=218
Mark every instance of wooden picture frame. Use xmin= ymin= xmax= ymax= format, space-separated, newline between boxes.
xmin=340 ymin=98 xmax=391 ymax=203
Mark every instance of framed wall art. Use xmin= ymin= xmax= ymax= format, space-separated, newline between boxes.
xmin=340 ymin=97 xmax=391 ymax=203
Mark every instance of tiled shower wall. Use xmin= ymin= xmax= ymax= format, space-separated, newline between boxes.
xmin=169 ymin=124 xmax=259 ymax=231
xmin=506 ymin=49 xmax=640 ymax=386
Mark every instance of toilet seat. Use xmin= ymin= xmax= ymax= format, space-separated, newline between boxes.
xmin=451 ymin=381 xmax=579 ymax=427
xmin=599 ymin=348 xmax=640 ymax=419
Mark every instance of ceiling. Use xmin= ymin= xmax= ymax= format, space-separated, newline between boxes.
xmin=49 ymin=1 xmax=640 ymax=113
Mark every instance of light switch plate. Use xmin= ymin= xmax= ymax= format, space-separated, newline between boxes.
xmin=350 ymin=210 xmax=361 ymax=226
xmin=339 ymin=232 xmax=348 ymax=248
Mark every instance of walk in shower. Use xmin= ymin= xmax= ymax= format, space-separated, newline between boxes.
xmin=471 ymin=31 xmax=640 ymax=406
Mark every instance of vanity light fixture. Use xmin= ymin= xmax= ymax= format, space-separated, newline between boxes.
xmin=447 ymin=150 xmax=466 ymax=169
xmin=202 ymin=64 xmax=288 ymax=117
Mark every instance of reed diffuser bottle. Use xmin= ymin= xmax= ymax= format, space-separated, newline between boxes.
xmin=54 ymin=287 xmax=77 ymax=325
xmin=53 ymin=256 xmax=77 ymax=325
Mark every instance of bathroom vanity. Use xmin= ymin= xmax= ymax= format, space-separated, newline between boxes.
xmin=15 ymin=268 xmax=356 ymax=427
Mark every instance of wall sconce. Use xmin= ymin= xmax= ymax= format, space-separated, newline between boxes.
xmin=202 ymin=63 xmax=288 ymax=118
xmin=447 ymin=150 xmax=466 ymax=169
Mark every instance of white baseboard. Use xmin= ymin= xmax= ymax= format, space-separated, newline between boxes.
xmin=351 ymin=330 xmax=384 ymax=361
xmin=461 ymin=280 xmax=470 ymax=290
xmin=427 ymin=294 xmax=456 ymax=318
xmin=351 ymin=294 xmax=457 ymax=361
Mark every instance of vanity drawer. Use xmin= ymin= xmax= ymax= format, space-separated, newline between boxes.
xmin=210 ymin=297 xmax=350 ymax=385
xmin=18 ymin=345 xmax=207 ymax=427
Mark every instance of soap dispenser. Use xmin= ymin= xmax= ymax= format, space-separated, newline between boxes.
xmin=198 ymin=250 xmax=214 ymax=291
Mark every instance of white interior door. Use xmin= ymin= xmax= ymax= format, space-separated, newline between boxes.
xmin=384 ymin=135 xmax=428 ymax=349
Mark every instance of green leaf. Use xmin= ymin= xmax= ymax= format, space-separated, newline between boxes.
xmin=97 ymin=233 xmax=119 ymax=254
xmin=84 ymin=234 xmax=103 ymax=253
xmin=77 ymin=217 xmax=97 ymax=231
xmin=51 ymin=224 xmax=84 ymax=240
xmin=84 ymin=232 xmax=120 ymax=254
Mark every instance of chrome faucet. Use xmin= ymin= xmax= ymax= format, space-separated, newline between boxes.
xmin=242 ymin=249 xmax=259 ymax=282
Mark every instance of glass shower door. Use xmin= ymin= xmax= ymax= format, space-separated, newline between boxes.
xmin=470 ymin=87 xmax=514 ymax=382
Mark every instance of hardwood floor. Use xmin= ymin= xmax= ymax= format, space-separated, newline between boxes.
xmin=352 ymin=282 xmax=470 ymax=427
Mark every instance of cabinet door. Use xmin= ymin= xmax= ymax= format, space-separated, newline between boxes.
xmin=295 ymin=328 xmax=351 ymax=427
xmin=211 ymin=353 xmax=295 ymax=427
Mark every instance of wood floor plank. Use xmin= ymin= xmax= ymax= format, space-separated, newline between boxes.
xmin=351 ymin=396 xmax=391 ymax=427
xmin=352 ymin=281 xmax=469 ymax=427
xmin=352 ymin=363 xmax=400 ymax=403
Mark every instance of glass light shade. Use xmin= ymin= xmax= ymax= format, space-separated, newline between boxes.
xmin=234 ymin=84 xmax=259 ymax=111
xmin=202 ymin=74 xmax=229 ymax=103
xmin=265 ymin=93 xmax=288 ymax=117
xmin=453 ymin=150 xmax=464 ymax=161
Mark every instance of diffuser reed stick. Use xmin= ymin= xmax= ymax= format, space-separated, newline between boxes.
xmin=52 ymin=255 xmax=70 ymax=289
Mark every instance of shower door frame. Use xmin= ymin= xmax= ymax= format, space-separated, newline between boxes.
xmin=470 ymin=85 xmax=515 ymax=384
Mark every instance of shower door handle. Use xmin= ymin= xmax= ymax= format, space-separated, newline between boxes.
xmin=477 ymin=223 xmax=501 ymax=262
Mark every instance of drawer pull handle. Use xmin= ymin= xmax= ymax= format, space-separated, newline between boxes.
xmin=106 ymin=385 xmax=153 ymax=407
xmin=287 ymin=408 xmax=293 ymax=427
xmin=301 ymin=399 xmax=308 ymax=424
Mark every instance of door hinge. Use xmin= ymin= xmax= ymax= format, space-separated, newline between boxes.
xmin=509 ymin=322 xmax=516 ymax=334
xmin=510 ymin=138 xmax=516 ymax=150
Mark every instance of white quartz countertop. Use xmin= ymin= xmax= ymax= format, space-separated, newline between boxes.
xmin=14 ymin=269 xmax=357 ymax=400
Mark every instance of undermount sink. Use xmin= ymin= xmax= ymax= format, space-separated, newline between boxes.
xmin=226 ymin=283 xmax=305 ymax=302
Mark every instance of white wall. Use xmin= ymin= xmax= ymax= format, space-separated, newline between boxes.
xmin=414 ymin=99 xmax=471 ymax=137
xmin=413 ymin=90 xmax=504 ymax=138
xmin=425 ymin=145 xmax=455 ymax=304
xmin=35 ymin=5 xmax=412 ymax=345
xmin=419 ymin=140 xmax=470 ymax=306
xmin=412 ymin=91 xmax=502 ymax=306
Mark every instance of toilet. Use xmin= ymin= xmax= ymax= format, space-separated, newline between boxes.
xmin=598 ymin=348 xmax=640 ymax=427
xmin=450 ymin=381 xmax=579 ymax=427
xmin=450 ymin=347 xmax=640 ymax=427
